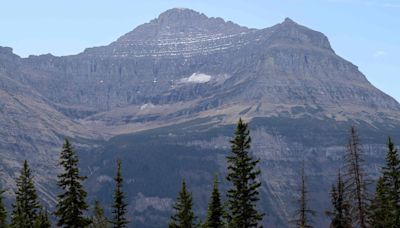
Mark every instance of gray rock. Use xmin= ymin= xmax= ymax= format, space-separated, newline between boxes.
xmin=0 ymin=8 xmax=399 ymax=227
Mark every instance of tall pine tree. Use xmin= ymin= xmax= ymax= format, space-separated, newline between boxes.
xmin=205 ymin=175 xmax=224 ymax=228
xmin=343 ymin=127 xmax=369 ymax=228
xmin=90 ymin=200 xmax=109 ymax=228
xmin=291 ymin=166 xmax=315 ymax=228
xmin=111 ymin=160 xmax=128 ymax=228
xmin=381 ymin=137 xmax=400 ymax=225
xmin=369 ymin=137 xmax=400 ymax=227
xmin=0 ymin=188 xmax=7 ymax=227
xmin=226 ymin=118 xmax=263 ymax=227
xmin=369 ymin=178 xmax=391 ymax=227
xmin=326 ymin=171 xmax=352 ymax=228
xmin=169 ymin=180 xmax=196 ymax=228
xmin=11 ymin=160 xmax=40 ymax=228
xmin=55 ymin=139 xmax=90 ymax=227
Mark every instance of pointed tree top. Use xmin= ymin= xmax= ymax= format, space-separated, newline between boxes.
xmin=387 ymin=137 xmax=396 ymax=151
xmin=237 ymin=117 xmax=247 ymax=127
xmin=63 ymin=138 xmax=70 ymax=146
xmin=182 ymin=179 xmax=187 ymax=190
xmin=23 ymin=160 xmax=28 ymax=168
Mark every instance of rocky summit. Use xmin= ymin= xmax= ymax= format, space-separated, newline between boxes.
xmin=0 ymin=8 xmax=399 ymax=227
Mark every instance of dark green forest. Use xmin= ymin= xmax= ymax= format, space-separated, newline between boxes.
xmin=0 ymin=118 xmax=399 ymax=228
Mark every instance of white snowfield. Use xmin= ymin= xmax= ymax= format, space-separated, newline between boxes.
xmin=181 ymin=73 xmax=212 ymax=83
xmin=140 ymin=103 xmax=155 ymax=110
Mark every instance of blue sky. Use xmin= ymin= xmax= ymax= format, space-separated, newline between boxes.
xmin=0 ymin=0 xmax=399 ymax=101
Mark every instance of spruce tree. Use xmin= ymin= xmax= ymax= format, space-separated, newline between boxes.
xmin=55 ymin=139 xmax=90 ymax=227
xmin=169 ymin=180 xmax=196 ymax=228
xmin=381 ymin=137 xmax=400 ymax=225
xmin=33 ymin=208 xmax=51 ymax=228
xmin=11 ymin=160 xmax=40 ymax=228
xmin=291 ymin=166 xmax=315 ymax=228
xmin=90 ymin=200 xmax=109 ymax=228
xmin=369 ymin=178 xmax=391 ymax=227
xmin=0 ymin=188 xmax=7 ymax=227
xmin=111 ymin=160 xmax=128 ymax=228
xmin=343 ymin=127 xmax=369 ymax=228
xmin=326 ymin=171 xmax=352 ymax=228
xmin=205 ymin=175 xmax=224 ymax=228
xmin=226 ymin=118 xmax=263 ymax=227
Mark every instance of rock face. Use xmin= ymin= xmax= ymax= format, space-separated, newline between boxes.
xmin=0 ymin=8 xmax=399 ymax=227
xmin=0 ymin=47 xmax=93 ymax=207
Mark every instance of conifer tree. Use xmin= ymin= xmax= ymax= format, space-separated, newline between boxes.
xmin=11 ymin=160 xmax=40 ymax=228
xmin=291 ymin=166 xmax=315 ymax=228
xmin=55 ymin=139 xmax=90 ymax=227
xmin=169 ymin=180 xmax=196 ymax=228
xmin=343 ymin=127 xmax=369 ymax=228
xmin=326 ymin=171 xmax=352 ymax=228
xmin=0 ymin=188 xmax=8 ymax=227
xmin=381 ymin=137 xmax=400 ymax=225
xmin=33 ymin=208 xmax=51 ymax=228
xmin=111 ymin=160 xmax=128 ymax=228
xmin=90 ymin=200 xmax=109 ymax=228
xmin=369 ymin=178 xmax=391 ymax=227
xmin=226 ymin=118 xmax=263 ymax=227
xmin=205 ymin=175 xmax=224 ymax=228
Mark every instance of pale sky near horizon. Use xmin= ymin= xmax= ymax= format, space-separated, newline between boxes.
xmin=0 ymin=0 xmax=399 ymax=102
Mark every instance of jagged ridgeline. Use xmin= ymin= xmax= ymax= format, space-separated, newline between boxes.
xmin=0 ymin=8 xmax=399 ymax=227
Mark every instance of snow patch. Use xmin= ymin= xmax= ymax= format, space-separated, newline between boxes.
xmin=181 ymin=73 xmax=211 ymax=83
xmin=140 ymin=103 xmax=155 ymax=110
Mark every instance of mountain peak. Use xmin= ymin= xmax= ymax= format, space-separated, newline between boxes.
xmin=156 ymin=8 xmax=206 ymax=23
xmin=115 ymin=8 xmax=249 ymax=43
xmin=266 ymin=17 xmax=333 ymax=51
xmin=150 ymin=8 xmax=210 ymax=29
xmin=283 ymin=17 xmax=296 ymax=24
xmin=85 ymin=9 xmax=332 ymax=58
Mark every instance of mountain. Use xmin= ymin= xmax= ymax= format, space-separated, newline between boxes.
xmin=0 ymin=8 xmax=399 ymax=227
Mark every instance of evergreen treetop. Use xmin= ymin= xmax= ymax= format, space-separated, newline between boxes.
xmin=381 ymin=137 xmax=400 ymax=225
xmin=226 ymin=118 xmax=263 ymax=227
xmin=369 ymin=137 xmax=400 ymax=227
xmin=55 ymin=139 xmax=90 ymax=227
xmin=90 ymin=200 xmax=109 ymax=228
xmin=369 ymin=177 xmax=391 ymax=227
xmin=11 ymin=160 xmax=41 ymax=228
xmin=169 ymin=180 xmax=196 ymax=228
xmin=205 ymin=175 xmax=224 ymax=228
xmin=111 ymin=159 xmax=129 ymax=228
